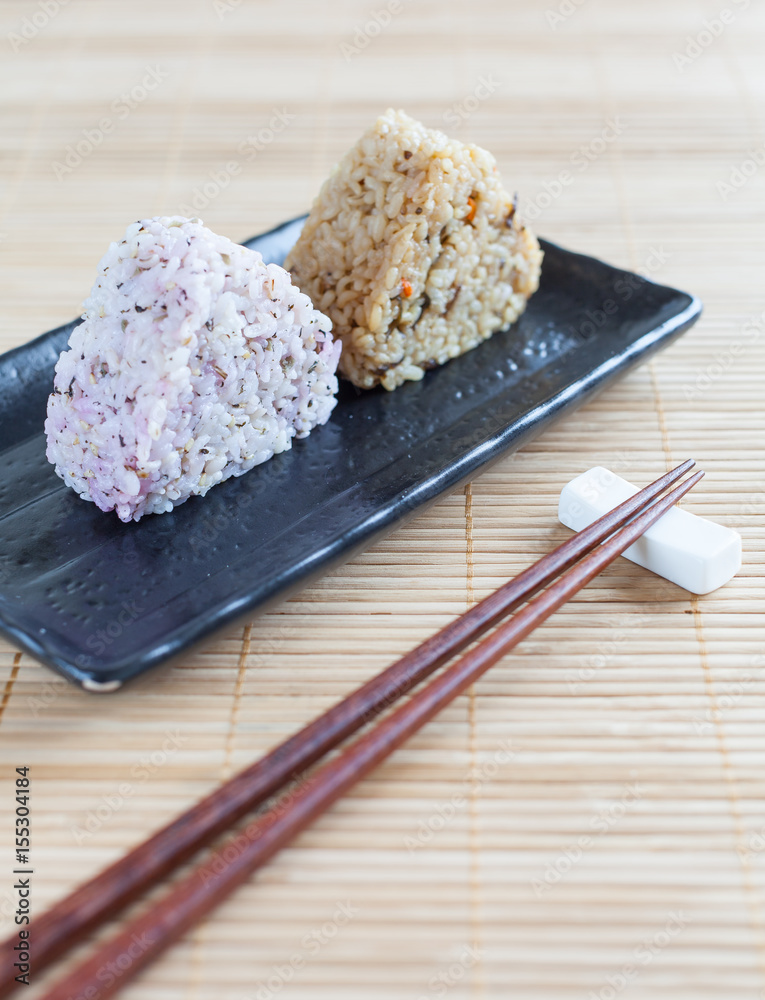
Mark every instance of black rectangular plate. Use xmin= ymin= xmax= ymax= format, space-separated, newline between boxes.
xmin=0 ymin=217 xmax=701 ymax=690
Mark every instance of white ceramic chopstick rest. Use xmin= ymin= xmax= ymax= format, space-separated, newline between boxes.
xmin=558 ymin=467 xmax=742 ymax=595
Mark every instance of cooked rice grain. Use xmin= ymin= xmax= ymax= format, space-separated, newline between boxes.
xmin=46 ymin=217 xmax=340 ymax=521
xmin=285 ymin=109 xmax=543 ymax=390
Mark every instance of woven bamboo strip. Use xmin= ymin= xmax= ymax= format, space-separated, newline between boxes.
xmin=0 ymin=0 xmax=764 ymax=997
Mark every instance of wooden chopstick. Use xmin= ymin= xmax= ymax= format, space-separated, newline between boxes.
xmin=25 ymin=465 xmax=703 ymax=1000
xmin=0 ymin=459 xmax=695 ymax=997
xmin=0 ymin=460 xmax=696 ymax=994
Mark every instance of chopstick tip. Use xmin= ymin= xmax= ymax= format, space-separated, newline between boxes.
xmin=676 ymin=468 xmax=705 ymax=493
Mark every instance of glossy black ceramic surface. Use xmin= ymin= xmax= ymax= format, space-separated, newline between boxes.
xmin=0 ymin=217 xmax=701 ymax=689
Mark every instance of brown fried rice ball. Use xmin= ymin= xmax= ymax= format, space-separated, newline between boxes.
xmin=285 ymin=108 xmax=543 ymax=391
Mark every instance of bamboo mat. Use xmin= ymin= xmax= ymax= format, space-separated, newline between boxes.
xmin=1 ymin=0 xmax=764 ymax=997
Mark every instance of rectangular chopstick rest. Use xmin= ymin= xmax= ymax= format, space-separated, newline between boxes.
xmin=558 ymin=467 xmax=741 ymax=595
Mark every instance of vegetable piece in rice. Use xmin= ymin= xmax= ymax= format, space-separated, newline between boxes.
xmin=45 ymin=217 xmax=341 ymax=522
xmin=285 ymin=108 xmax=543 ymax=390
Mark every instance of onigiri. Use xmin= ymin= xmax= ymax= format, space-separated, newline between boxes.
xmin=45 ymin=217 xmax=341 ymax=522
xmin=285 ymin=109 xmax=543 ymax=391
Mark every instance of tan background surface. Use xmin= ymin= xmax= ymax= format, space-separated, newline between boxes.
xmin=1 ymin=0 xmax=764 ymax=997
